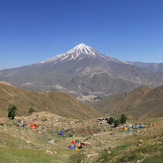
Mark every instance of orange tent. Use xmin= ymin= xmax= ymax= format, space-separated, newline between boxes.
xmin=31 ymin=124 xmax=35 ymax=128
xmin=72 ymin=141 xmax=76 ymax=144
xmin=124 ymin=127 xmax=128 ymax=131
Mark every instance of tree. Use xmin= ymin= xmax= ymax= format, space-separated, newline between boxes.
xmin=108 ymin=117 xmax=114 ymax=125
xmin=28 ymin=107 xmax=35 ymax=113
xmin=114 ymin=119 xmax=121 ymax=127
xmin=121 ymin=114 xmax=127 ymax=124
xmin=8 ymin=104 xmax=17 ymax=119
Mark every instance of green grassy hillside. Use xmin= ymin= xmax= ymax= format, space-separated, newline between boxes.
xmin=0 ymin=81 xmax=103 ymax=119
xmin=0 ymin=111 xmax=162 ymax=163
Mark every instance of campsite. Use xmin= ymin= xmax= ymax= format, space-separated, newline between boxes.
xmin=0 ymin=1 xmax=163 ymax=162
xmin=0 ymin=111 xmax=163 ymax=162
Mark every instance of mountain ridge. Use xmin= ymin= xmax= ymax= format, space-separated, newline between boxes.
xmin=92 ymin=85 xmax=163 ymax=119
xmin=0 ymin=81 xmax=103 ymax=119
xmin=0 ymin=43 xmax=163 ymax=100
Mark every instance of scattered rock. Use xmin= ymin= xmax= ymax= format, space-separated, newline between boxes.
xmin=48 ymin=139 xmax=55 ymax=144
xmin=108 ymin=150 xmax=111 ymax=154
xmin=45 ymin=150 xmax=57 ymax=155
xmin=139 ymin=140 xmax=143 ymax=143
xmin=87 ymin=153 xmax=99 ymax=158
xmin=136 ymin=159 xmax=144 ymax=163
xmin=156 ymin=141 xmax=162 ymax=145
xmin=26 ymin=140 xmax=32 ymax=144
xmin=81 ymin=141 xmax=91 ymax=146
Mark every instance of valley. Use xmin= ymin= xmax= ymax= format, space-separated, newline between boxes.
xmin=1 ymin=44 xmax=163 ymax=101
xmin=1 ymin=1 xmax=163 ymax=163
xmin=0 ymin=82 xmax=163 ymax=162
xmin=0 ymin=45 xmax=163 ymax=162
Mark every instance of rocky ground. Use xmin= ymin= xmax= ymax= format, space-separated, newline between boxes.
xmin=0 ymin=112 xmax=162 ymax=163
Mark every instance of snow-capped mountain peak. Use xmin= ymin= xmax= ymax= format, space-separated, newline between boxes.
xmin=67 ymin=43 xmax=96 ymax=56
xmin=40 ymin=43 xmax=98 ymax=64
xmin=71 ymin=43 xmax=87 ymax=51
xmin=39 ymin=43 xmax=122 ymax=65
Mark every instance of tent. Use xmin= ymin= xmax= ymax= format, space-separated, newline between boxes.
xmin=72 ymin=141 xmax=76 ymax=144
xmin=124 ymin=127 xmax=128 ymax=131
xmin=19 ymin=124 xmax=23 ymax=127
xmin=68 ymin=145 xmax=72 ymax=148
xmin=32 ymin=124 xmax=35 ymax=127
xmin=76 ymin=140 xmax=80 ymax=143
xmin=60 ymin=131 xmax=64 ymax=135
xmin=132 ymin=125 xmax=136 ymax=128
xmin=68 ymin=145 xmax=74 ymax=149
xmin=78 ymin=146 xmax=82 ymax=149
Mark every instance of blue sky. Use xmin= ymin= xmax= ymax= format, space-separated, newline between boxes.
xmin=0 ymin=0 xmax=163 ymax=70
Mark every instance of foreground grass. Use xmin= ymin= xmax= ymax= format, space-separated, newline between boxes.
xmin=0 ymin=115 xmax=163 ymax=163
xmin=0 ymin=146 xmax=53 ymax=163
xmin=95 ymin=118 xmax=163 ymax=163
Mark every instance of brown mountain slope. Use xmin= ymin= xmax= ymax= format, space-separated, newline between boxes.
xmin=132 ymin=85 xmax=163 ymax=118
xmin=1 ymin=44 xmax=163 ymax=101
xmin=0 ymin=82 xmax=103 ymax=119
xmin=92 ymin=85 xmax=163 ymax=119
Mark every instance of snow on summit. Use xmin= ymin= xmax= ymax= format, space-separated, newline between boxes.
xmin=39 ymin=43 xmax=120 ymax=64
xmin=40 ymin=43 xmax=98 ymax=64
xmin=67 ymin=43 xmax=96 ymax=56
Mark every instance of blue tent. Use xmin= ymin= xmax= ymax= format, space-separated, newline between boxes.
xmin=68 ymin=145 xmax=72 ymax=148
xmin=68 ymin=145 xmax=74 ymax=149
xmin=60 ymin=131 xmax=64 ymax=135
xmin=19 ymin=124 xmax=23 ymax=127
xmin=132 ymin=125 xmax=136 ymax=128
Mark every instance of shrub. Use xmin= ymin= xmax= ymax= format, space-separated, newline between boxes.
xmin=8 ymin=104 xmax=17 ymax=119
xmin=108 ymin=117 xmax=114 ymax=125
xmin=28 ymin=107 xmax=35 ymax=113
xmin=121 ymin=114 xmax=127 ymax=124
xmin=114 ymin=119 xmax=121 ymax=127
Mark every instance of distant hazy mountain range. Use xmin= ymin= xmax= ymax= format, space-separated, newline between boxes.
xmin=0 ymin=43 xmax=163 ymax=100
xmin=127 ymin=61 xmax=163 ymax=73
